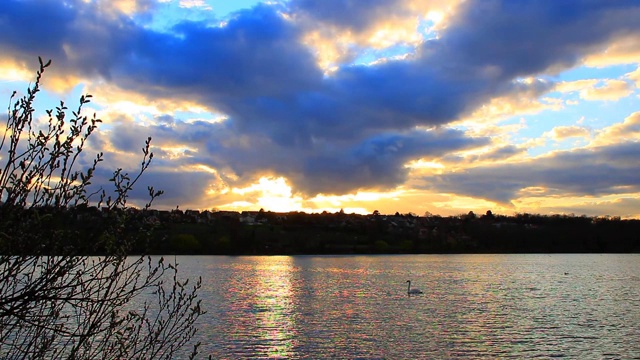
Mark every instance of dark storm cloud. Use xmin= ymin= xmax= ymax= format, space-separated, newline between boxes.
xmin=290 ymin=0 xmax=406 ymax=31
xmin=436 ymin=0 xmax=640 ymax=79
xmin=429 ymin=142 xmax=640 ymax=204
xmin=294 ymin=129 xmax=489 ymax=194
xmin=109 ymin=125 xmax=147 ymax=154
xmin=86 ymin=164 xmax=213 ymax=208
xmin=0 ymin=0 xmax=142 ymax=78
xmin=102 ymin=118 xmax=485 ymax=197
xmin=128 ymin=169 xmax=213 ymax=206
xmin=443 ymin=145 xmax=526 ymax=165
xmin=2 ymin=0 xmax=640 ymax=197
xmin=482 ymin=145 xmax=525 ymax=161
xmin=119 ymin=4 xmax=322 ymax=98
xmin=0 ymin=1 xmax=73 ymax=60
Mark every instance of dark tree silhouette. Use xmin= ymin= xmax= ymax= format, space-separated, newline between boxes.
xmin=0 ymin=58 xmax=204 ymax=359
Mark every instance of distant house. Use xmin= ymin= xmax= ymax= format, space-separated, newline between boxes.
xmin=185 ymin=210 xmax=200 ymax=217
xmin=240 ymin=212 xmax=256 ymax=225
xmin=200 ymin=210 xmax=214 ymax=222
xmin=215 ymin=211 xmax=241 ymax=220
xmin=185 ymin=210 xmax=201 ymax=222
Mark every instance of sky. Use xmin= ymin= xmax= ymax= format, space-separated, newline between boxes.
xmin=1 ymin=0 xmax=640 ymax=218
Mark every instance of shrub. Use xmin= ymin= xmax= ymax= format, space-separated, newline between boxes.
xmin=0 ymin=58 xmax=204 ymax=359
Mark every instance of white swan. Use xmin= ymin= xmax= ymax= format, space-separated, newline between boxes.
xmin=406 ymin=280 xmax=423 ymax=295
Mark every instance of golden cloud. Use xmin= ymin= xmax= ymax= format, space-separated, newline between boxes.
xmin=556 ymin=79 xmax=634 ymax=101
xmin=83 ymin=82 xmax=215 ymax=123
xmin=592 ymin=111 xmax=640 ymax=146
xmin=452 ymin=90 xmax=561 ymax=145
xmin=580 ymin=79 xmax=634 ymax=101
xmin=627 ymin=66 xmax=640 ymax=87
xmin=0 ymin=58 xmax=33 ymax=82
xmin=0 ymin=57 xmax=84 ymax=95
xmin=513 ymin=193 xmax=640 ymax=219
xmin=88 ymin=0 xmax=154 ymax=16
xmin=555 ymin=79 xmax=598 ymax=93
xmin=296 ymin=0 xmax=463 ymax=71
xmin=584 ymin=34 xmax=640 ymax=67
xmin=544 ymin=126 xmax=591 ymax=140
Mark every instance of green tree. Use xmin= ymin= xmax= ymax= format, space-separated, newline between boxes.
xmin=0 ymin=58 xmax=204 ymax=359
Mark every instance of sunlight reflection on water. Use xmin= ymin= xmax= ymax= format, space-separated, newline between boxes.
xmin=177 ymin=254 xmax=640 ymax=359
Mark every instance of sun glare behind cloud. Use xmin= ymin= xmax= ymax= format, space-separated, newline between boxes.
xmin=231 ymin=177 xmax=303 ymax=212
xmin=1 ymin=0 xmax=639 ymax=218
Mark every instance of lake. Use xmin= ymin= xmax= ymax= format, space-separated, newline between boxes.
xmin=174 ymin=254 xmax=640 ymax=359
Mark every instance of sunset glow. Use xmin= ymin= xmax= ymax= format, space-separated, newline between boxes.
xmin=1 ymin=0 xmax=640 ymax=218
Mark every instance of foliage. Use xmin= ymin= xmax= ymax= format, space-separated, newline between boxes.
xmin=136 ymin=210 xmax=639 ymax=255
xmin=0 ymin=58 xmax=204 ymax=359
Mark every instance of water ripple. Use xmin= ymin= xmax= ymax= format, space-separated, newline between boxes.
xmin=174 ymin=254 xmax=640 ymax=359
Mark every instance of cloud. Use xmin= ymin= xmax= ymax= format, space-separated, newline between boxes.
xmin=104 ymin=0 xmax=157 ymax=16
xmin=433 ymin=1 xmax=640 ymax=77
xmin=475 ymin=145 xmax=526 ymax=162
xmin=555 ymin=79 xmax=600 ymax=94
xmin=627 ymin=66 xmax=640 ymax=87
xmin=428 ymin=141 xmax=640 ymax=204
xmin=88 ymin=165 xmax=216 ymax=209
xmin=579 ymin=80 xmax=634 ymax=101
xmin=292 ymin=0 xmax=408 ymax=34
xmin=291 ymin=0 xmax=460 ymax=69
xmin=293 ymin=128 xmax=489 ymax=195
xmin=465 ymin=89 xmax=560 ymax=124
xmin=2 ymin=0 xmax=640 ymax=208
xmin=592 ymin=111 xmax=640 ymax=145
xmin=539 ymin=196 xmax=640 ymax=219
xmin=85 ymin=82 xmax=215 ymax=123
xmin=545 ymin=126 xmax=591 ymax=141
xmin=179 ymin=1 xmax=213 ymax=10
xmin=555 ymin=78 xmax=634 ymax=102
xmin=584 ymin=34 xmax=640 ymax=67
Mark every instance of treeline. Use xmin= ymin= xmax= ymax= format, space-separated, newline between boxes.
xmin=3 ymin=206 xmax=639 ymax=255
xmin=153 ymin=211 xmax=640 ymax=254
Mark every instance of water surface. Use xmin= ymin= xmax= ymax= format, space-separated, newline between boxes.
xmin=176 ymin=254 xmax=640 ymax=359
